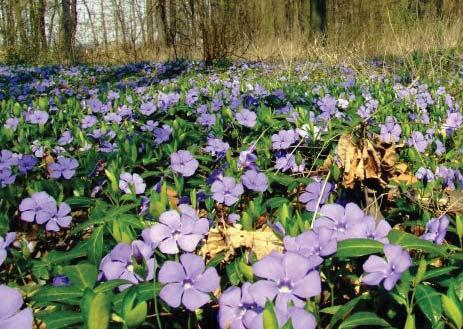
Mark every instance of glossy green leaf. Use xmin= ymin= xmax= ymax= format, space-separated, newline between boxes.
xmin=338 ymin=312 xmax=390 ymax=329
xmin=336 ymin=239 xmax=384 ymax=259
xmin=63 ymin=263 xmax=98 ymax=290
xmin=415 ymin=284 xmax=442 ymax=326
xmin=37 ymin=311 xmax=83 ymax=329
xmin=87 ymin=225 xmax=104 ymax=265
xmin=329 ymin=295 xmax=370 ymax=328
xmin=388 ymin=230 xmax=445 ymax=255
xmin=32 ymin=286 xmax=83 ymax=305
xmin=83 ymin=291 xmax=112 ymax=329
xmin=442 ymin=295 xmax=463 ymax=329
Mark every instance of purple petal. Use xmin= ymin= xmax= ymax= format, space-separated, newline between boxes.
xmin=159 ymin=237 xmax=179 ymax=254
xmin=180 ymin=253 xmax=205 ymax=279
xmin=1 ymin=307 xmax=33 ymax=329
xmin=158 ymin=261 xmax=186 ymax=283
xmin=0 ymin=285 xmax=24 ymax=319
xmin=193 ymin=267 xmax=220 ymax=293
xmin=159 ymin=283 xmax=183 ymax=308
xmin=182 ymin=288 xmax=210 ymax=311
xmin=177 ymin=234 xmax=203 ymax=252
xmin=252 ymin=253 xmax=284 ymax=282
xmin=292 ymin=270 xmax=321 ymax=299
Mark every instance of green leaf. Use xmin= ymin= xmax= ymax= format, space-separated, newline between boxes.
xmin=64 ymin=196 xmax=95 ymax=207
xmin=88 ymin=226 xmax=104 ymax=265
xmin=266 ymin=197 xmax=290 ymax=209
xmin=422 ymin=266 xmax=458 ymax=281
xmin=48 ymin=240 xmax=89 ymax=264
xmin=122 ymin=289 xmax=148 ymax=328
xmin=37 ymin=311 xmax=83 ymax=329
xmin=329 ymin=295 xmax=370 ymax=328
xmin=415 ymin=284 xmax=442 ymax=326
xmin=63 ymin=263 xmax=98 ymax=290
xmin=388 ymin=230 xmax=445 ymax=255
xmin=338 ymin=312 xmax=390 ymax=329
xmin=83 ymin=291 xmax=112 ymax=329
xmin=442 ymin=295 xmax=463 ymax=329
xmin=94 ymin=279 xmax=131 ymax=294
xmin=335 ymin=239 xmax=384 ymax=259
xmin=32 ymin=286 xmax=83 ymax=305
xmin=320 ymin=305 xmax=341 ymax=315
xmin=263 ymin=301 xmax=279 ymax=329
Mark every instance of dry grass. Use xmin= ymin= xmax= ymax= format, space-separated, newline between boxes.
xmin=10 ymin=9 xmax=462 ymax=74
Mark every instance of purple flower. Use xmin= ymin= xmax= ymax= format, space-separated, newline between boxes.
xmin=407 ymin=131 xmax=428 ymax=153
xmin=317 ymin=96 xmax=337 ymax=120
xmin=186 ymin=88 xmax=199 ymax=106
xmin=435 ymin=139 xmax=446 ymax=156
xmin=252 ymin=252 xmax=321 ymax=311
xmin=219 ymin=283 xmax=316 ymax=329
xmin=142 ymin=205 xmax=209 ymax=254
xmin=235 ymin=109 xmax=257 ymax=128
xmin=362 ymin=244 xmax=411 ymax=291
xmin=0 ymin=285 xmax=33 ymax=329
xmin=443 ymin=111 xmax=463 ymax=135
xmin=271 ymin=130 xmax=298 ymax=150
xmin=219 ymin=282 xmax=265 ymax=329
xmin=45 ymin=202 xmax=72 ymax=232
xmin=227 ymin=213 xmax=240 ymax=224
xmin=99 ymin=241 xmax=155 ymax=291
xmin=284 ymin=227 xmax=337 ymax=266
xmin=351 ymin=216 xmax=391 ymax=243
xmin=26 ymin=110 xmax=49 ymax=124
xmin=0 ymin=168 xmax=15 ymax=187
xmin=241 ymin=170 xmax=268 ymax=192
xmin=204 ymin=138 xmax=230 ymax=157
xmin=81 ymin=115 xmax=97 ymax=129
xmin=140 ymin=101 xmax=157 ymax=116
xmin=198 ymin=113 xmax=216 ymax=127
xmin=379 ymin=116 xmax=401 ymax=143
xmin=0 ymin=233 xmax=15 ymax=266
xmin=52 ymin=275 xmax=70 ymax=287
xmin=19 ymin=191 xmax=57 ymax=224
xmin=4 ymin=117 xmax=19 ymax=131
xmin=313 ymin=203 xmax=366 ymax=241
xmin=171 ymin=150 xmax=199 ymax=177
xmin=278 ymin=307 xmax=316 ymax=329
xmin=238 ymin=147 xmax=258 ymax=170
xmin=421 ymin=216 xmax=449 ymax=245
xmin=153 ymin=124 xmax=172 ymax=144
xmin=0 ymin=150 xmax=19 ymax=168
xmin=211 ymin=176 xmax=244 ymax=206
xmin=58 ymin=131 xmax=73 ymax=146
xmin=415 ymin=167 xmax=435 ymax=183
xmin=18 ymin=155 xmax=37 ymax=174
xmin=299 ymin=180 xmax=333 ymax=212
xmin=48 ymin=157 xmax=79 ymax=179
xmin=436 ymin=166 xmax=457 ymax=190
xmin=119 ymin=172 xmax=146 ymax=195
xmin=274 ymin=154 xmax=304 ymax=173
xmin=158 ymin=253 xmax=220 ymax=311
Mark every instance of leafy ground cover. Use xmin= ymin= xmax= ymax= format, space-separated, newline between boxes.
xmin=1 ymin=59 xmax=463 ymax=328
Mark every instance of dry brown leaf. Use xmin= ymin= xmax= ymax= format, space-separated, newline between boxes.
xmin=166 ymin=187 xmax=179 ymax=207
xmin=199 ymin=224 xmax=283 ymax=261
xmin=336 ymin=133 xmax=416 ymax=189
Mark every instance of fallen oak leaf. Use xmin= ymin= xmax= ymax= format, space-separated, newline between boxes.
xmin=199 ymin=224 xmax=283 ymax=262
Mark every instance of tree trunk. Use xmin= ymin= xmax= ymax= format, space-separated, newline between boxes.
xmin=310 ymin=0 xmax=327 ymax=40
xmin=61 ymin=0 xmax=74 ymax=62
xmin=146 ymin=0 xmax=156 ymax=47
